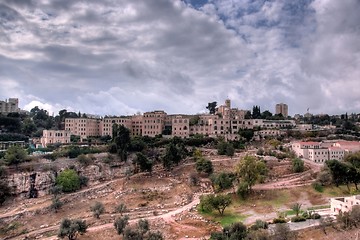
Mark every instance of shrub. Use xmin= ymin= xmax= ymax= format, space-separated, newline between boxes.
xmin=79 ymin=175 xmax=89 ymax=188
xmin=291 ymin=216 xmax=306 ymax=222
xmin=195 ymin=158 xmax=213 ymax=175
xmin=237 ymin=181 xmax=250 ymax=200
xmin=50 ymin=197 xmax=63 ymax=213
xmin=55 ymin=169 xmax=80 ymax=193
xmin=90 ymin=202 xmax=105 ymax=219
xmin=114 ymin=203 xmax=127 ymax=215
xmin=58 ymin=218 xmax=87 ymax=240
xmin=312 ymin=182 xmax=324 ymax=192
xmin=114 ymin=215 xmax=129 ymax=235
xmin=273 ymin=218 xmax=287 ymax=224
xmin=77 ymin=154 xmax=92 ymax=166
xmin=292 ymin=158 xmax=304 ymax=173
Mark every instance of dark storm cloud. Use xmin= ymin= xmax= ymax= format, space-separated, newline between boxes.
xmin=0 ymin=0 xmax=359 ymax=115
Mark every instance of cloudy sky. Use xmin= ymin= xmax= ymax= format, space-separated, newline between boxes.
xmin=1 ymin=0 xmax=359 ymax=116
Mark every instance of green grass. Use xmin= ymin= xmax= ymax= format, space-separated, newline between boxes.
xmin=322 ymin=185 xmax=360 ymax=197
xmin=307 ymin=205 xmax=330 ymax=211
xmin=284 ymin=209 xmax=304 ymax=216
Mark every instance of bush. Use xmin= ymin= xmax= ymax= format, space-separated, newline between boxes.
xmin=273 ymin=218 xmax=287 ymax=224
xmin=90 ymin=202 xmax=105 ymax=219
xmin=237 ymin=181 xmax=250 ymax=200
xmin=195 ymin=158 xmax=213 ymax=175
xmin=114 ymin=215 xmax=129 ymax=235
xmin=77 ymin=154 xmax=92 ymax=166
xmin=291 ymin=216 xmax=306 ymax=222
xmin=55 ymin=169 xmax=80 ymax=193
xmin=312 ymin=182 xmax=324 ymax=192
xmin=50 ymin=197 xmax=63 ymax=213
xmin=58 ymin=218 xmax=87 ymax=240
xmin=114 ymin=203 xmax=127 ymax=215
xmin=292 ymin=158 xmax=304 ymax=173
xmin=250 ymin=219 xmax=268 ymax=230
xmin=79 ymin=175 xmax=89 ymax=188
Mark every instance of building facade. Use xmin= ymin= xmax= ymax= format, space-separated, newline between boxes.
xmin=142 ymin=110 xmax=167 ymax=137
xmin=41 ymin=130 xmax=71 ymax=147
xmin=0 ymin=98 xmax=20 ymax=114
xmin=275 ymin=103 xmax=288 ymax=118
xmin=331 ymin=195 xmax=360 ymax=214
xmin=65 ymin=118 xmax=101 ymax=140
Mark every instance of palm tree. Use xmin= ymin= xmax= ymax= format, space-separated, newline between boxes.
xmin=292 ymin=203 xmax=302 ymax=217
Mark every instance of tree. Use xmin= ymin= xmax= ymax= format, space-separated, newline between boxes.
xmin=4 ymin=145 xmax=27 ymax=166
xmin=137 ymin=219 xmax=150 ymax=237
xmin=238 ymin=129 xmax=254 ymax=142
xmin=236 ymin=155 xmax=267 ymax=191
xmin=210 ymin=172 xmax=235 ymax=191
xmin=113 ymin=124 xmax=131 ymax=161
xmin=273 ymin=224 xmax=294 ymax=240
xmin=200 ymin=194 xmax=232 ymax=215
xmin=50 ymin=196 xmax=63 ymax=213
xmin=123 ymin=227 xmax=143 ymax=240
xmin=55 ymin=169 xmax=80 ymax=193
xmin=148 ymin=231 xmax=164 ymax=240
xmin=162 ymin=143 xmax=183 ymax=170
xmin=206 ymin=102 xmax=217 ymax=114
xmin=114 ymin=215 xmax=129 ymax=236
xmin=252 ymin=106 xmax=261 ymax=119
xmin=344 ymin=151 xmax=360 ymax=168
xmin=115 ymin=203 xmax=127 ymax=215
xmin=291 ymin=203 xmax=302 ymax=217
xmin=90 ymin=201 xmax=105 ymax=219
xmin=261 ymin=110 xmax=273 ymax=119
xmin=196 ymin=158 xmax=213 ymax=175
xmin=0 ymin=179 xmax=12 ymax=205
xmin=217 ymin=141 xmax=227 ymax=155
xmin=135 ymin=153 xmax=153 ymax=173
xmin=244 ymin=111 xmax=252 ymax=119
xmin=225 ymin=143 xmax=235 ymax=158
xmin=223 ymin=222 xmax=247 ymax=239
xmin=292 ymin=158 xmax=304 ymax=173
xmin=210 ymin=194 xmax=232 ymax=215
xmin=58 ymin=218 xmax=87 ymax=240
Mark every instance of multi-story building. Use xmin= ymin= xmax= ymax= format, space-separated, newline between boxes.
xmin=65 ymin=118 xmax=101 ymax=140
xmin=131 ymin=115 xmax=143 ymax=136
xmin=331 ymin=195 xmax=360 ymax=214
xmin=41 ymin=130 xmax=71 ymax=147
xmin=101 ymin=117 xmax=132 ymax=137
xmin=0 ymin=98 xmax=20 ymax=114
xmin=292 ymin=140 xmax=360 ymax=164
xmin=142 ymin=110 xmax=167 ymax=137
xmin=275 ymin=103 xmax=288 ymax=118
xmin=172 ymin=115 xmax=190 ymax=138
xmin=0 ymin=141 xmax=26 ymax=152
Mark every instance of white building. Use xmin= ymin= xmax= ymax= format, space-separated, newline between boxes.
xmin=331 ymin=195 xmax=360 ymax=214
xmin=41 ymin=130 xmax=71 ymax=147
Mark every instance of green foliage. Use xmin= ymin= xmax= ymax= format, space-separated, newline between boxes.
xmin=113 ymin=124 xmax=131 ymax=161
xmin=291 ymin=216 xmax=306 ymax=222
xmin=291 ymin=203 xmax=302 ymax=217
xmin=312 ymin=182 xmax=324 ymax=192
xmin=292 ymin=158 xmax=304 ymax=173
xmin=236 ymin=155 xmax=268 ymax=191
xmin=195 ymin=158 xmax=213 ymax=175
xmin=4 ymin=145 xmax=28 ymax=166
xmin=90 ymin=201 xmax=105 ymax=219
xmin=250 ymin=219 xmax=269 ymax=230
xmin=77 ymin=154 xmax=92 ymax=166
xmin=238 ymin=129 xmax=254 ymax=142
xmin=210 ymin=172 xmax=235 ymax=191
xmin=58 ymin=218 xmax=87 ymax=240
xmin=50 ymin=196 xmax=63 ymax=213
xmin=137 ymin=219 xmax=150 ymax=236
xmin=0 ymin=133 xmax=28 ymax=142
xmin=206 ymin=102 xmax=217 ymax=114
xmin=199 ymin=194 xmax=232 ymax=215
xmin=162 ymin=143 xmax=184 ymax=170
xmin=114 ymin=215 xmax=129 ymax=235
xmin=273 ymin=218 xmax=287 ymax=224
xmin=223 ymin=222 xmax=247 ymax=240
xmin=56 ymin=169 xmax=80 ymax=193
xmin=236 ymin=181 xmax=250 ymax=199
xmin=115 ymin=203 xmax=127 ymax=215
xmin=135 ymin=153 xmax=153 ymax=173
xmin=344 ymin=151 xmax=360 ymax=168
xmin=147 ymin=231 xmax=164 ymax=240
xmin=123 ymin=227 xmax=143 ymax=240
xmin=129 ymin=138 xmax=146 ymax=152
xmin=217 ymin=141 xmax=227 ymax=155
xmin=316 ymin=170 xmax=333 ymax=186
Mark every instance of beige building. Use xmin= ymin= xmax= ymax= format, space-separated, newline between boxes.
xmin=142 ymin=110 xmax=167 ymax=137
xmin=172 ymin=115 xmax=190 ymax=138
xmin=331 ymin=195 xmax=360 ymax=214
xmin=41 ymin=130 xmax=71 ymax=147
xmin=101 ymin=117 xmax=132 ymax=137
xmin=131 ymin=115 xmax=143 ymax=136
xmin=0 ymin=98 xmax=20 ymax=114
xmin=65 ymin=118 xmax=101 ymax=140
xmin=275 ymin=103 xmax=288 ymax=118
